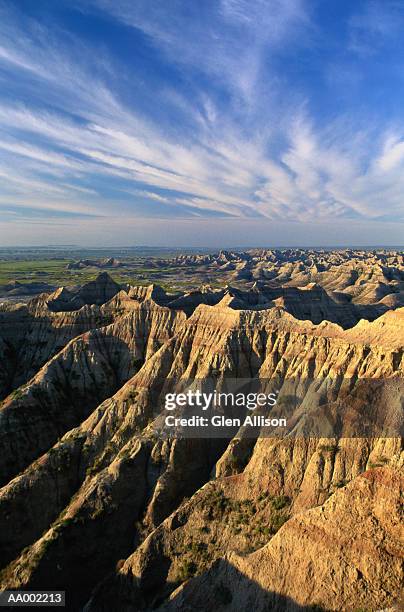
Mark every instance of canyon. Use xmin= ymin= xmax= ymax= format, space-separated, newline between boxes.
xmin=0 ymin=249 xmax=402 ymax=611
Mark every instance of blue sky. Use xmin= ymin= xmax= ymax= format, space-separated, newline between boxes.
xmin=0 ymin=0 xmax=403 ymax=246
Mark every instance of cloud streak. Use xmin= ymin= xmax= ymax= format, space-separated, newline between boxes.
xmin=0 ymin=0 xmax=403 ymax=245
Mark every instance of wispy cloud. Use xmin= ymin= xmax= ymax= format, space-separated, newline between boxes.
xmin=0 ymin=0 xmax=402 ymax=245
xmin=75 ymin=0 xmax=310 ymax=106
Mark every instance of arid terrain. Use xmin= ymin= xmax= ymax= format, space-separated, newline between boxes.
xmin=0 ymin=248 xmax=402 ymax=611
xmin=1 ymin=246 xmax=403 ymax=301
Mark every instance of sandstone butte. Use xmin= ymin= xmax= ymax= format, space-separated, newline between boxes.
xmin=0 ymin=261 xmax=402 ymax=611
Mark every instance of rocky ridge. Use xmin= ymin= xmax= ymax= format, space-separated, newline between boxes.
xmin=0 ymin=268 xmax=402 ymax=611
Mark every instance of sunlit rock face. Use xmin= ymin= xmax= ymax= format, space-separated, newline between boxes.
xmin=0 ymin=261 xmax=402 ymax=611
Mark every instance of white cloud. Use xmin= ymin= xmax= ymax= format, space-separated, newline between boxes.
xmin=79 ymin=0 xmax=309 ymax=105
xmin=0 ymin=0 xmax=402 ymax=232
xmin=375 ymin=136 xmax=404 ymax=172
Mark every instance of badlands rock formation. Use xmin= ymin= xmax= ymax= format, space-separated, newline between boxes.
xmin=0 ymin=259 xmax=402 ymax=611
xmin=171 ymin=248 xmax=404 ymax=307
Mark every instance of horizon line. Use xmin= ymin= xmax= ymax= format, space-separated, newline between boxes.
xmin=1 ymin=244 xmax=403 ymax=250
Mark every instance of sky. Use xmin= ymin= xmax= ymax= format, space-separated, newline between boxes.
xmin=0 ymin=0 xmax=403 ymax=246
